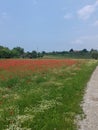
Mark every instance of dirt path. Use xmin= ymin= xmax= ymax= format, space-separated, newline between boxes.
xmin=78 ymin=66 xmax=98 ymax=130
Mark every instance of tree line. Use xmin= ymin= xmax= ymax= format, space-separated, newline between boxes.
xmin=0 ymin=46 xmax=43 ymax=58
xmin=44 ymin=48 xmax=98 ymax=59
xmin=0 ymin=45 xmax=98 ymax=59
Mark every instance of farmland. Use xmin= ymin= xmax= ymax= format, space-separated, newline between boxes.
xmin=0 ymin=59 xmax=97 ymax=130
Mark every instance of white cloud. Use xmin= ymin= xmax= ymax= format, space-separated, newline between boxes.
xmin=33 ymin=0 xmax=38 ymax=6
xmin=94 ymin=0 xmax=98 ymax=6
xmin=1 ymin=12 xmax=7 ymax=19
xmin=62 ymin=7 xmax=66 ymax=11
xmin=93 ymin=20 xmax=98 ymax=26
xmin=64 ymin=13 xmax=73 ymax=20
xmin=71 ymin=35 xmax=98 ymax=49
xmin=78 ymin=5 xmax=95 ymax=20
xmin=0 ymin=12 xmax=8 ymax=24
xmin=77 ymin=0 xmax=98 ymax=20
xmin=71 ymin=39 xmax=83 ymax=45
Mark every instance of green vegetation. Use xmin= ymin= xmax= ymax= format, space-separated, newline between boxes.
xmin=1 ymin=45 xmax=98 ymax=59
xmin=0 ymin=59 xmax=97 ymax=130
xmin=91 ymin=50 xmax=98 ymax=59
xmin=0 ymin=46 xmax=43 ymax=59
xmin=44 ymin=49 xmax=93 ymax=59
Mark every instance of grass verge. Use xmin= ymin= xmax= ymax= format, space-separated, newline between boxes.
xmin=0 ymin=59 xmax=97 ymax=130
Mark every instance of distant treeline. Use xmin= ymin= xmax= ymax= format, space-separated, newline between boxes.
xmin=0 ymin=45 xmax=98 ymax=59
xmin=0 ymin=46 xmax=43 ymax=58
xmin=46 ymin=49 xmax=98 ymax=59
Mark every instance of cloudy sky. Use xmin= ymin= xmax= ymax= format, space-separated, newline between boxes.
xmin=0 ymin=0 xmax=98 ymax=51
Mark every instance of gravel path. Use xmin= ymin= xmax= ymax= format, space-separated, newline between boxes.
xmin=78 ymin=66 xmax=98 ymax=130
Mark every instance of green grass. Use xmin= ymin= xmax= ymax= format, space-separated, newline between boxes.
xmin=0 ymin=60 xmax=97 ymax=130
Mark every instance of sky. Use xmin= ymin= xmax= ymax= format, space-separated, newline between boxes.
xmin=0 ymin=0 xmax=98 ymax=52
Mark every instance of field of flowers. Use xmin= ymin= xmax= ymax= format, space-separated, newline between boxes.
xmin=0 ymin=59 xmax=97 ymax=130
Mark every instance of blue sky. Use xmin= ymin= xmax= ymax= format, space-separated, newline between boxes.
xmin=0 ymin=0 xmax=98 ymax=52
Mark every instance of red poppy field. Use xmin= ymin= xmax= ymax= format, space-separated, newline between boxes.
xmin=0 ymin=59 xmax=77 ymax=72
xmin=0 ymin=59 xmax=77 ymax=80
xmin=0 ymin=59 xmax=97 ymax=130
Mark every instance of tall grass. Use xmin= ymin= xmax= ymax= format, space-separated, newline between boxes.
xmin=0 ymin=59 xmax=97 ymax=130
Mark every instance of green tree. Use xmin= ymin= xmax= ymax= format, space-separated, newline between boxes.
xmin=91 ymin=50 xmax=98 ymax=59
xmin=69 ymin=48 xmax=74 ymax=53
xmin=11 ymin=47 xmax=24 ymax=58
xmin=0 ymin=46 xmax=11 ymax=58
xmin=31 ymin=51 xmax=37 ymax=58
